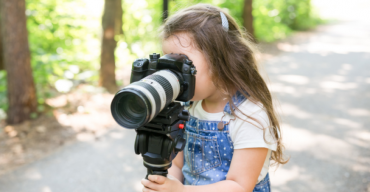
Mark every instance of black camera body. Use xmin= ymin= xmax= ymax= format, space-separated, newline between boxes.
xmin=130 ymin=53 xmax=197 ymax=102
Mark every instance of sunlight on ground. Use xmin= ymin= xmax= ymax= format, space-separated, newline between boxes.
xmin=320 ymin=81 xmax=358 ymax=91
xmin=45 ymin=86 xmax=121 ymax=143
xmin=351 ymin=131 xmax=370 ymax=142
xmin=109 ymin=131 xmax=125 ymax=139
xmin=270 ymin=165 xmax=301 ymax=186
xmin=76 ymin=132 xmax=96 ymax=141
xmin=42 ymin=186 xmax=52 ymax=192
xmin=279 ymin=103 xmax=313 ymax=119
xmin=24 ymin=168 xmax=42 ymax=180
xmin=268 ymin=83 xmax=297 ymax=95
xmin=348 ymin=108 xmax=370 ymax=116
xmin=282 ymin=123 xmax=354 ymax=156
xmin=277 ymin=75 xmax=310 ymax=85
xmin=333 ymin=118 xmax=363 ymax=129
xmin=123 ymin=164 xmax=134 ymax=172
xmin=276 ymin=28 xmax=370 ymax=55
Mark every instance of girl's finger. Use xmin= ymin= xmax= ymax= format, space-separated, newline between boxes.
xmin=148 ymin=175 xmax=167 ymax=184
xmin=141 ymin=179 xmax=159 ymax=191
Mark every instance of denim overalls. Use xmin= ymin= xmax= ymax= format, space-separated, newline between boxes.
xmin=182 ymin=90 xmax=271 ymax=192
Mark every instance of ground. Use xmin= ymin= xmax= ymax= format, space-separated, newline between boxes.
xmin=0 ymin=85 xmax=117 ymax=176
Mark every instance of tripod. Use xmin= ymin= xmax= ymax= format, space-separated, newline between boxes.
xmin=134 ymin=102 xmax=190 ymax=179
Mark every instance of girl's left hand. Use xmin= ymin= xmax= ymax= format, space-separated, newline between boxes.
xmin=141 ymin=174 xmax=184 ymax=192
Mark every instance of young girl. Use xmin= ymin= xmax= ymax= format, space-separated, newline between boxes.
xmin=141 ymin=3 xmax=287 ymax=192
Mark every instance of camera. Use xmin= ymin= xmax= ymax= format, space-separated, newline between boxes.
xmin=111 ymin=53 xmax=197 ymax=129
xmin=110 ymin=53 xmax=197 ymax=178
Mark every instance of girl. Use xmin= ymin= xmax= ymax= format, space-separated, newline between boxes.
xmin=141 ymin=3 xmax=288 ymax=192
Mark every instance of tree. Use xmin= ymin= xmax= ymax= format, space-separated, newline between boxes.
xmin=0 ymin=21 xmax=3 ymax=70
xmin=115 ymin=0 xmax=123 ymax=36
xmin=242 ymin=0 xmax=254 ymax=40
xmin=100 ymin=0 xmax=123 ymax=93
xmin=0 ymin=0 xmax=37 ymax=124
xmin=163 ymin=0 xmax=169 ymax=22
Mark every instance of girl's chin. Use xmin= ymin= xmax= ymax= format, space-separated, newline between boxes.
xmin=188 ymin=96 xmax=203 ymax=102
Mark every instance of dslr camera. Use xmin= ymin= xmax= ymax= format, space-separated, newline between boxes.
xmin=110 ymin=53 xmax=197 ymax=178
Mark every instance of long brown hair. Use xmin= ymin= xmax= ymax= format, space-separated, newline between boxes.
xmin=158 ymin=4 xmax=288 ymax=166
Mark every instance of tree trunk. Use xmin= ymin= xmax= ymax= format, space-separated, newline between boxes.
xmin=1 ymin=0 xmax=37 ymax=124
xmin=100 ymin=0 xmax=122 ymax=93
xmin=115 ymin=0 xmax=123 ymax=36
xmin=163 ymin=0 xmax=169 ymax=22
xmin=0 ymin=20 xmax=3 ymax=71
xmin=242 ymin=0 xmax=254 ymax=41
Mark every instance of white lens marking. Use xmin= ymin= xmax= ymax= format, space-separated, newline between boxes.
xmin=156 ymin=70 xmax=180 ymax=101
xmin=141 ymin=79 xmax=166 ymax=111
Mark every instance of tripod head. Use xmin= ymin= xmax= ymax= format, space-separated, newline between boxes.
xmin=134 ymin=101 xmax=190 ymax=178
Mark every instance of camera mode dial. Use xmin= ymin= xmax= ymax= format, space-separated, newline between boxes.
xmin=184 ymin=59 xmax=192 ymax=65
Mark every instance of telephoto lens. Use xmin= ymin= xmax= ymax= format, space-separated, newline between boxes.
xmin=111 ymin=70 xmax=181 ymax=129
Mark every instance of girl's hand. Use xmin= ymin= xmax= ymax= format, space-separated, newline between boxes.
xmin=141 ymin=174 xmax=184 ymax=192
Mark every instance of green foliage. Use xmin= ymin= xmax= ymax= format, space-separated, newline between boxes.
xmin=0 ymin=0 xmax=103 ymax=115
xmin=119 ymin=0 xmax=163 ymax=60
xmin=26 ymin=0 xmax=101 ymax=99
xmin=253 ymin=0 xmax=292 ymax=42
xmin=0 ymin=0 xmax=322 ymax=117
xmin=167 ymin=0 xmax=322 ymax=42
xmin=167 ymin=0 xmax=244 ymax=30
xmin=253 ymin=0 xmax=323 ymax=42
xmin=0 ymin=71 xmax=7 ymax=117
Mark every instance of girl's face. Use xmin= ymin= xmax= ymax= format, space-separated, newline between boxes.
xmin=162 ymin=32 xmax=216 ymax=101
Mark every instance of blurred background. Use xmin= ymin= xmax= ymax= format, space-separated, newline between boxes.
xmin=0 ymin=0 xmax=369 ymax=191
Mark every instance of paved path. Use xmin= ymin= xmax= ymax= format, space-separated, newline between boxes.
xmin=1 ymin=3 xmax=370 ymax=192
xmin=266 ymin=20 xmax=370 ymax=192
xmin=0 ymin=128 xmax=147 ymax=192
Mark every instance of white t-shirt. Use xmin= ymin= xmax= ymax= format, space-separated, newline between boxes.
xmin=184 ymin=99 xmax=278 ymax=183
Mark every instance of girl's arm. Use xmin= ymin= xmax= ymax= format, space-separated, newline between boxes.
xmin=167 ymin=151 xmax=184 ymax=182
xmin=142 ymin=148 xmax=268 ymax=192
xmin=184 ymin=148 xmax=268 ymax=192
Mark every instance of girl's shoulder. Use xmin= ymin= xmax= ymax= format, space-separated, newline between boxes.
xmin=230 ymin=99 xmax=280 ymax=151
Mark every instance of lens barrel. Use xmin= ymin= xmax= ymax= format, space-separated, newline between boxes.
xmin=111 ymin=70 xmax=181 ymax=129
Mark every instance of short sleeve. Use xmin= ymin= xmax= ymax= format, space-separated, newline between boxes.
xmin=229 ymin=100 xmax=278 ymax=151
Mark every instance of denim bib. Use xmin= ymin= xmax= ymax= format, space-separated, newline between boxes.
xmin=181 ymin=90 xmax=271 ymax=191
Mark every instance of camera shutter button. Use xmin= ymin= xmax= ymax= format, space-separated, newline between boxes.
xmin=191 ymin=67 xmax=197 ymax=75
